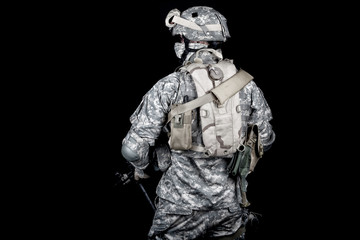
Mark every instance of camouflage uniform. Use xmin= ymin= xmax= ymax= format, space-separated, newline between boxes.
xmin=122 ymin=6 xmax=275 ymax=240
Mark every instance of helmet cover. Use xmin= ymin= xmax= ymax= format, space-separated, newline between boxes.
xmin=165 ymin=6 xmax=230 ymax=42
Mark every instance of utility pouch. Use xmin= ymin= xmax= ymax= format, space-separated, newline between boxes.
xmin=169 ymin=104 xmax=192 ymax=150
xmin=226 ymin=124 xmax=263 ymax=208
xmin=246 ymin=124 xmax=264 ymax=172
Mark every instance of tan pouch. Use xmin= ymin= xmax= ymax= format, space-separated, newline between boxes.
xmin=169 ymin=105 xmax=192 ymax=150
xmin=246 ymin=124 xmax=264 ymax=172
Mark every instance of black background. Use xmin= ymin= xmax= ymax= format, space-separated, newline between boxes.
xmin=48 ymin=0 xmax=355 ymax=239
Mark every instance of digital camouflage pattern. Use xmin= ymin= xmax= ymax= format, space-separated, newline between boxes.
xmin=167 ymin=6 xmax=231 ymax=42
xmin=148 ymin=198 xmax=243 ymax=240
xmin=122 ymin=6 xmax=275 ymax=239
xmin=122 ymin=49 xmax=275 ymax=238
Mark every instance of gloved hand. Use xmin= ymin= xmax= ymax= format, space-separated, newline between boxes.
xmin=134 ymin=168 xmax=151 ymax=181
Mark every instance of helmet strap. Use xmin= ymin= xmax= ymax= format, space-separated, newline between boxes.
xmin=180 ymin=38 xmax=198 ymax=63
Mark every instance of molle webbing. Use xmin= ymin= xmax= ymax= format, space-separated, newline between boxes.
xmin=167 ymin=69 xmax=253 ymax=124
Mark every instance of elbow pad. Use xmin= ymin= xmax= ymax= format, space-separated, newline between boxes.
xmin=121 ymin=144 xmax=140 ymax=162
xmin=121 ymin=130 xmax=150 ymax=169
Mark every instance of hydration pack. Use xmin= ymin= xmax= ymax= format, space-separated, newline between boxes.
xmin=167 ymin=59 xmax=253 ymax=157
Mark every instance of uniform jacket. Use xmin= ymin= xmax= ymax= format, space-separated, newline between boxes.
xmin=122 ymin=50 xmax=275 ymax=210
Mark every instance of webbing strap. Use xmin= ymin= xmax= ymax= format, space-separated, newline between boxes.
xmin=167 ymin=93 xmax=215 ymax=124
xmin=189 ymin=144 xmax=207 ymax=153
xmin=167 ymin=69 xmax=253 ymax=124
xmin=212 ymin=69 xmax=253 ymax=105
xmin=172 ymin=16 xmax=222 ymax=32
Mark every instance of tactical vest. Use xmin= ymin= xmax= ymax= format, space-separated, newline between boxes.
xmin=167 ymin=59 xmax=253 ymax=157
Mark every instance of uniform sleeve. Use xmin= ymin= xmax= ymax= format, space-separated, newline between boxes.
xmin=248 ymin=81 xmax=276 ymax=150
xmin=122 ymin=73 xmax=181 ymax=169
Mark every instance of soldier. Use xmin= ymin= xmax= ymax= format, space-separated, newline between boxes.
xmin=121 ymin=6 xmax=275 ymax=240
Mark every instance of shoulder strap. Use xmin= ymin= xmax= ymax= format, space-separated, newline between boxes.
xmin=167 ymin=69 xmax=253 ymax=124
xmin=211 ymin=69 xmax=253 ymax=104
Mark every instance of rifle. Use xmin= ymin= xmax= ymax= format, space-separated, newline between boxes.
xmin=114 ymin=161 xmax=158 ymax=212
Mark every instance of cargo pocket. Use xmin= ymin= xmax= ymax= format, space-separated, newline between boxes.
xmin=149 ymin=198 xmax=193 ymax=237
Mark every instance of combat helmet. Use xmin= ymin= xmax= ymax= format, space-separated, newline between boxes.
xmin=165 ymin=6 xmax=230 ymax=42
